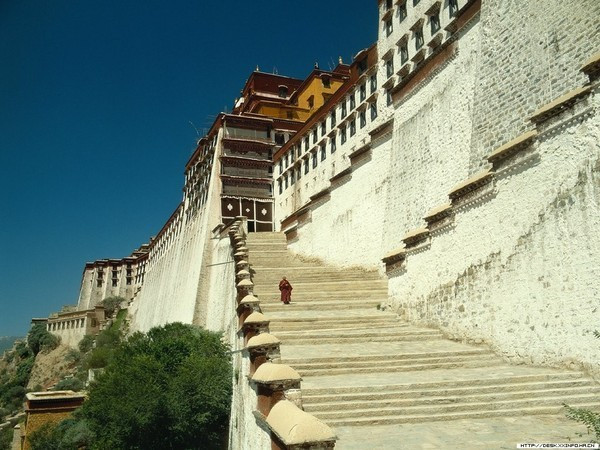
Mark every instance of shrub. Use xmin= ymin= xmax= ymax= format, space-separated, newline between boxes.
xmin=80 ymin=323 xmax=232 ymax=449
xmin=78 ymin=335 xmax=95 ymax=354
xmin=54 ymin=377 xmax=84 ymax=392
xmin=0 ymin=426 xmax=12 ymax=450
xmin=100 ymin=296 xmax=125 ymax=317
xmin=65 ymin=349 xmax=81 ymax=364
xmin=27 ymin=324 xmax=59 ymax=356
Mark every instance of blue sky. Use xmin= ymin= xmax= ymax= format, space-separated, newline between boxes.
xmin=0 ymin=1 xmax=377 ymax=336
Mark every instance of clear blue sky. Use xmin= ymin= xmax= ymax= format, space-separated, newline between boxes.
xmin=0 ymin=1 xmax=377 ymax=336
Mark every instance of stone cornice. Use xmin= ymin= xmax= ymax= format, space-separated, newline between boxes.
xmin=529 ymin=86 xmax=592 ymax=124
xmin=449 ymin=169 xmax=495 ymax=201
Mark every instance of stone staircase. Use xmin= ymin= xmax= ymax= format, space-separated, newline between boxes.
xmin=247 ymin=232 xmax=599 ymax=448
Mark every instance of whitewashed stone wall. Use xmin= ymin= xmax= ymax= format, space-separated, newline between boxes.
xmin=129 ymin=130 xmax=224 ymax=333
xmin=285 ymin=19 xmax=481 ymax=268
xmin=388 ymin=92 xmax=600 ymax=376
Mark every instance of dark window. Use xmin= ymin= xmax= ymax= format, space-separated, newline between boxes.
xmin=304 ymin=136 xmax=309 ymax=151
xmin=400 ymin=43 xmax=409 ymax=64
xmin=399 ymin=2 xmax=407 ymax=21
xmin=278 ymin=161 xmax=282 ymax=174
xmin=387 ymin=88 xmax=393 ymax=106
xmin=320 ymin=144 xmax=326 ymax=161
xmin=415 ymin=27 xmax=424 ymax=50
xmin=350 ymin=93 xmax=356 ymax=109
xmin=322 ymin=77 xmax=331 ymax=88
xmin=331 ymin=110 xmax=336 ymax=127
xmin=278 ymin=86 xmax=288 ymax=98
xmin=358 ymin=58 xmax=368 ymax=74
xmin=370 ymin=101 xmax=378 ymax=121
xmin=290 ymin=170 xmax=295 ymax=185
xmin=341 ymin=100 xmax=347 ymax=117
xmin=386 ymin=19 xmax=393 ymax=36
xmin=370 ymin=74 xmax=377 ymax=93
xmin=386 ymin=58 xmax=394 ymax=78
xmin=127 ymin=277 xmax=132 ymax=285
xmin=350 ymin=119 xmax=356 ymax=136
xmin=386 ymin=0 xmax=393 ymax=10
xmin=360 ymin=83 xmax=366 ymax=102
xmin=97 ymin=280 xmax=102 ymax=287
xmin=341 ymin=126 xmax=347 ymax=144
xmin=112 ymin=279 xmax=118 ymax=287
xmin=275 ymin=133 xmax=285 ymax=145
xmin=413 ymin=0 xmax=420 ymax=5
xmin=308 ymin=96 xmax=314 ymax=109
xmin=313 ymin=129 xmax=318 ymax=144
xmin=278 ymin=179 xmax=282 ymax=194
xmin=297 ymin=166 xmax=302 ymax=180
xmin=304 ymin=159 xmax=309 ymax=174
xmin=321 ymin=121 xmax=326 ymax=136
xmin=312 ymin=152 xmax=317 ymax=168
xmin=430 ymin=13 xmax=440 ymax=34
xmin=359 ymin=110 xmax=366 ymax=128
xmin=331 ymin=135 xmax=337 ymax=153
xmin=284 ymin=174 xmax=288 ymax=189
xmin=449 ymin=0 xmax=459 ymax=17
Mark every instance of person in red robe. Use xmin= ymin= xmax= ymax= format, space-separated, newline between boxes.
xmin=279 ymin=277 xmax=293 ymax=304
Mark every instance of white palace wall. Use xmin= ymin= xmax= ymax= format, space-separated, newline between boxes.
xmin=279 ymin=0 xmax=600 ymax=377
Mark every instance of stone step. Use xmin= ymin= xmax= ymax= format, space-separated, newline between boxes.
xmin=311 ymin=394 xmax=600 ymax=422
xmin=274 ymin=329 xmax=445 ymax=345
xmin=260 ymin=296 xmax=383 ymax=314
xmin=320 ymin=402 xmax=600 ymax=427
xmin=269 ymin=319 xmax=401 ymax=332
xmin=302 ymin=371 xmax=589 ymax=395
xmin=283 ymin=349 xmax=491 ymax=367
xmin=295 ymin=356 xmax=503 ymax=377
xmin=251 ymin=274 xmax=384 ymax=283
xmin=255 ymin=291 xmax=389 ymax=300
xmin=303 ymin=385 xmax=600 ymax=412
xmin=303 ymin=378 xmax=596 ymax=403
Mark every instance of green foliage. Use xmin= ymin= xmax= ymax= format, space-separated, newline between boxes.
xmin=101 ymin=296 xmax=125 ymax=317
xmin=79 ymin=323 xmax=232 ymax=450
xmin=565 ymin=405 xmax=600 ymax=442
xmin=65 ymin=349 xmax=81 ymax=364
xmin=0 ymin=426 xmax=12 ymax=450
xmin=27 ymin=324 xmax=59 ymax=356
xmin=27 ymin=418 xmax=93 ymax=450
xmin=78 ymin=335 xmax=95 ymax=354
xmin=54 ymin=377 xmax=84 ymax=392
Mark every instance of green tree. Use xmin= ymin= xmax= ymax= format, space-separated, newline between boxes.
xmin=100 ymin=296 xmax=125 ymax=317
xmin=27 ymin=323 xmax=59 ymax=356
xmin=80 ymin=323 xmax=231 ymax=450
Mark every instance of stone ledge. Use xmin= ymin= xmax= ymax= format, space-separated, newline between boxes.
xmin=266 ymin=400 xmax=336 ymax=447
xmin=486 ymin=130 xmax=537 ymax=166
xmin=329 ymin=167 xmax=353 ymax=183
xmin=239 ymin=294 xmax=260 ymax=307
xmin=424 ymin=202 xmax=452 ymax=224
xmin=449 ymin=169 xmax=494 ymax=201
xmin=581 ymin=52 xmax=600 ymax=81
xmin=369 ymin=117 xmax=394 ymax=137
xmin=402 ymin=227 xmax=430 ymax=247
xmin=382 ymin=247 xmax=406 ymax=265
xmin=529 ymin=86 xmax=592 ymax=124
xmin=309 ymin=187 xmax=331 ymax=202
xmin=348 ymin=143 xmax=372 ymax=162
xmin=283 ymin=224 xmax=298 ymax=236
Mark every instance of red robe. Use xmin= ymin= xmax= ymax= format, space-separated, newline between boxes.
xmin=279 ymin=280 xmax=293 ymax=304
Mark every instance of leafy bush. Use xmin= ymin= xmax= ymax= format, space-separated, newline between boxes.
xmin=54 ymin=377 xmax=84 ymax=392
xmin=80 ymin=323 xmax=232 ymax=449
xmin=78 ymin=335 xmax=95 ymax=354
xmin=27 ymin=418 xmax=93 ymax=450
xmin=0 ymin=426 xmax=12 ymax=450
xmin=100 ymin=296 xmax=125 ymax=317
xmin=65 ymin=349 xmax=81 ymax=364
xmin=27 ymin=324 xmax=59 ymax=356
xmin=565 ymin=406 xmax=600 ymax=442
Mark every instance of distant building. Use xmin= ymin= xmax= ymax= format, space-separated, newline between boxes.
xmin=20 ymin=391 xmax=85 ymax=450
